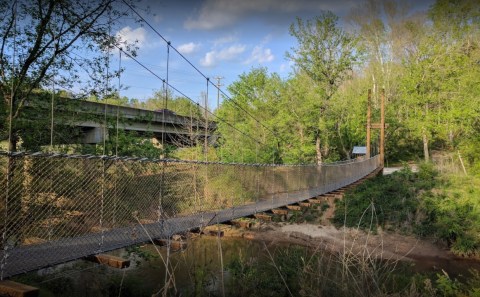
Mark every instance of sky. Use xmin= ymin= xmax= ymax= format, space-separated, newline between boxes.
xmin=112 ymin=0 xmax=435 ymax=110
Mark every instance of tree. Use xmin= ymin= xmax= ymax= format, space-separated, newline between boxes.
xmin=398 ymin=0 xmax=480 ymax=162
xmin=216 ymin=68 xmax=282 ymax=163
xmin=0 ymin=0 xmax=137 ymax=152
xmin=132 ymin=88 xmax=204 ymax=119
xmin=286 ymin=12 xmax=362 ymax=164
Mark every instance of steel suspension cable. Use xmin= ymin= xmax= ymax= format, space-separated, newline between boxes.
xmin=120 ymin=0 xmax=281 ymax=147
xmin=115 ymin=46 xmax=265 ymax=147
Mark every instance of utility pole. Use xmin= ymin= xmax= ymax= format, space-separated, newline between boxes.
xmin=214 ymin=76 xmax=224 ymax=109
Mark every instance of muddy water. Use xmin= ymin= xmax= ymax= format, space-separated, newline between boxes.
xmin=13 ymin=236 xmax=480 ymax=297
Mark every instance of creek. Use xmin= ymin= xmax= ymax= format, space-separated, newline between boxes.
xmin=13 ymin=235 xmax=480 ymax=296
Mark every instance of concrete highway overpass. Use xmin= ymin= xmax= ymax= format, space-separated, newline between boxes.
xmin=24 ymin=98 xmax=217 ymax=146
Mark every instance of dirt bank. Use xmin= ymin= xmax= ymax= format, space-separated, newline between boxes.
xmin=227 ymin=222 xmax=480 ymax=276
xmin=253 ymin=223 xmax=451 ymax=261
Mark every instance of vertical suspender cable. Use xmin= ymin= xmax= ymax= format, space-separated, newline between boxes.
xmin=2 ymin=1 xmax=17 ymax=280
xmin=50 ymin=78 xmax=55 ymax=149
xmin=116 ymin=49 xmax=121 ymax=157
xmin=7 ymin=2 xmax=16 ymax=154
xmin=99 ymin=5 xmax=112 ymax=250
xmin=162 ymin=44 xmax=171 ymax=285
xmin=165 ymin=42 xmax=170 ymax=110
xmin=113 ymin=48 xmax=121 ymax=227
xmin=204 ymin=78 xmax=209 ymax=161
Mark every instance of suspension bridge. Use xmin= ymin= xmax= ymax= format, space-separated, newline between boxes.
xmin=0 ymin=151 xmax=381 ymax=279
xmin=0 ymin=2 xmax=386 ymax=292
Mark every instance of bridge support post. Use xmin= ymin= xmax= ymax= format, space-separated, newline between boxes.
xmin=366 ymin=89 xmax=371 ymax=159
xmin=380 ymin=88 xmax=385 ymax=169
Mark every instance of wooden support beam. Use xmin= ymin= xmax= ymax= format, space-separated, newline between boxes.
xmin=202 ymin=225 xmax=227 ymax=237
xmin=153 ymin=239 xmax=187 ymax=251
xmin=23 ymin=237 xmax=46 ymax=245
xmin=286 ymin=205 xmax=302 ymax=211
xmin=298 ymin=202 xmax=311 ymax=208
xmin=90 ymin=226 xmax=110 ymax=233
xmin=366 ymin=89 xmax=371 ymax=159
xmin=86 ymin=254 xmax=130 ymax=269
xmin=230 ymin=219 xmax=252 ymax=229
xmin=380 ymin=88 xmax=385 ymax=168
xmin=0 ymin=281 xmax=39 ymax=297
xmin=308 ymin=198 xmax=323 ymax=204
xmin=371 ymin=123 xmax=389 ymax=129
xmin=271 ymin=208 xmax=289 ymax=215
xmin=254 ymin=213 xmax=272 ymax=221
xmin=320 ymin=193 xmax=342 ymax=199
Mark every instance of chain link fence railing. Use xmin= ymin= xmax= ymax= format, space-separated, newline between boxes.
xmin=0 ymin=152 xmax=380 ymax=278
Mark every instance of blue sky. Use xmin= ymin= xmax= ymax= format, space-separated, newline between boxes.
xmin=112 ymin=0 xmax=434 ymax=110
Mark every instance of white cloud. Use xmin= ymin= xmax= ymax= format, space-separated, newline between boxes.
xmin=213 ymin=35 xmax=238 ymax=47
xmin=244 ymin=46 xmax=274 ymax=64
xmin=200 ymin=44 xmax=246 ymax=67
xmin=178 ymin=42 xmax=201 ymax=55
xmin=184 ymin=0 xmax=356 ymax=30
xmin=116 ymin=26 xmax=147 ymax=48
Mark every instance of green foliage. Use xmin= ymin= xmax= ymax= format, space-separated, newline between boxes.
xmin=125 ymin=245 xmax=158 ymax=266
xmin=130 ymin=88 xmax=204 ymax=119
xmin=333 ymin=166 xmax=430 ymax=232
xmin=435 ymin=272 xmax=461 ymax=297
xmin=226 ymin=246 xmax=306 ymax=296
xmin=335 ymin=163 xmax=480 ymax=256
xmin=1 ymin=1 xmax=139 ymax=152
xmin=419 ymin=174 xmax=480 ymax=256
xmin=216 ymin=67 xmax=282 ymax=164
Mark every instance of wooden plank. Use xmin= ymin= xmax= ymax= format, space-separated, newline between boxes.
xmin=86 ymin=254 xmax=130 ymax=269
xmin=286 ymin=205 xmax=302 ymax=211
xmin=330 ymin=192 xmax=344 ymax=197
xmin=90 ymin=226 xmax=110 ymax=233
xmin=271 ymin=208 xmax=289 ymax=215
xmin=254 ymin=213 xmax=272 ymax=221
xmin=371 ymin=123 xmax=389 ymax=129
xmin=153 ymin=239 xmax=187 ymax=250
xmin=23 ymin=237 xmax=46 ymax=245
xmin=319 ymin=193 xmax=339 ymax=198
xmin=0 ymin=281 xmax=39 ymax=297
xmin=298 ymin=202 xmax=311 ymax=208
xmin=202 ymin=225 xmax=228 ymax=237
xmin=308 ymin=198 xmax=323 ymax=204
xmin=230 ymin=219 xmax=252 ymax=229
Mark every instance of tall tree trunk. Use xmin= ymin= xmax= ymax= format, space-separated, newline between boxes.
xmin=315 ymin=136 xmax=322 ymax=165
xmin=422 ymin=128 xmax=430 ymax=162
